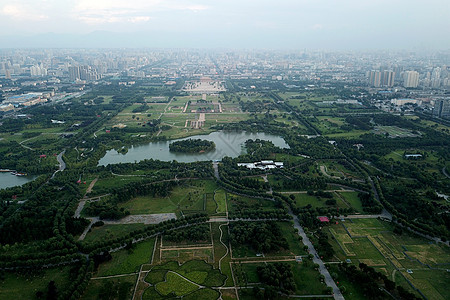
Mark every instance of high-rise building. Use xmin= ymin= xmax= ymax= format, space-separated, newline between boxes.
xmin=381 ymin=70 xmax=395 ymax=87
xmin=403 ymin=71 xmax=419 ymax=88
xmin=5 ymin=69 xmax=11 ymax=79
xmin=68 ymin=66 xmax=80 ymax=81
xmin=368 ymin=70 xmax=381 ymax=87
xmin=433 ymin=99 xmax=450 ymax=119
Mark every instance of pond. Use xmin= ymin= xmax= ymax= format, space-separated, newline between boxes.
xmin=0 ymin=172 xmax=37 ymax=190
xmin=98 ymin=131 xmax=289 ymax=166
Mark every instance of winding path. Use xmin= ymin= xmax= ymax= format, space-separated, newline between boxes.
xmin=442 ymin=167 xmax=450 ymax=179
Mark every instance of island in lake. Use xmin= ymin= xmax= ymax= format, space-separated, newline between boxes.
xmin=169 ymin=139 xmax=216 ymax=153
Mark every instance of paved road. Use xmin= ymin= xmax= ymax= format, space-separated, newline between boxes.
xmin=213 ymin=161 xmax=220 ymax=180
xmin=51 ymin=150 xmax=66 ymax=179
xmin=290 ymin=210 xmax=344 ymax=300
xmin=78 ymin=217 xmax=99 ymax=241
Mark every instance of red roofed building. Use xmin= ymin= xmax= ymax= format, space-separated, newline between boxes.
xmin=318 ymin=216 xmax=330 ymax=223
xmin=39 ymin=154 xmax=47 ymax=158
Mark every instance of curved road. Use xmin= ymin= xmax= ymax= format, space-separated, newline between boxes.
xmin=51 ymin=150 xmax=66 ymax=179
xmin=442 ymin=167 xmax=450 ymax=179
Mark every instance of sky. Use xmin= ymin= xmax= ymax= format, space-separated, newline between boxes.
xmin=0 ymin=0 xmax=449 ymax=49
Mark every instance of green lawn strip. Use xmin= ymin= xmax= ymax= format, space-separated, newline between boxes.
xmin=83 ymin=224 xmax=146 ymax=244
xmin=81 ymin=275 xmax=136 ymax=300
xmin=95 ymin=238 xmax=155 ymax=277
xmin=214 ymin=190 xmax=227 ymax=214
xmin=0 ymin=267 xmax=71 ymax=299
xmin=346 ymin=237 xmax=384 ymax=259
xmin=205 ymin=193 xmax=217 ymax=215
xmin=211 ymin=222 xmax=234 ymax=287
xmin=183 ymin=287 xmax=220 ymax=300
xmin=149 ymin=260 xmax=226 ymax=287
xmin=233 ymin=262 xmax=265 ymax=286
xmin=145 ymin=269 xmax=168 ymax=285
xmin=337 ymin=192 xmax=363 ymax=212
xmin=155 ymin=272 xmax=199 ymax=296
xmin=277 ymin=222 xmax=308 ymax=256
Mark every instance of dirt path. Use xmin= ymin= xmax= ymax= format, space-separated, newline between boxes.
xmin=84 ymin=177 xmax=98 ymax=196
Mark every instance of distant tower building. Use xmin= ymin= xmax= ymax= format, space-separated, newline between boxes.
xmin=393 ymin=66 xmax=403 ymax=80
xmin=431 ymin=67 xmax=441 ymax=88
xmin=68 ymin=66 xmax=80 ymax=81
xmin=403 ymin=71 xmax=419 ymax=88
xmin=381 ymin=70 xmax=395 ymax=87
xmin=433 ymin=99 xmax=450 ymax=119
xmin=5 ymin=69 xmax=11 ymax=79
xmin=368 ymin=70 xmax=381 ymax=87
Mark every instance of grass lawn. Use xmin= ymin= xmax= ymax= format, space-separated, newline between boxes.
xmin=0 ymin=267 xmax=71 ymax=299
xmin=293 ymin=193 xmax=346 ymax=209
xmin=96 ymin=238 xmax=156 ymax=277
xmin=118 ymin=195 xmax=178 ymax=214
xmin=277 ymin=222 xmax=307 ymax=256
xmin=81 ymin=275 xmax=136 ymax=300
xmin=214 ymin=190 xmax=227 ymax=214
xmin=83 ymin=224 xmax=147 ymax=244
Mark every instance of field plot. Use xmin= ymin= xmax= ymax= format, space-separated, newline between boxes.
xmin=328 ymin=218 xmax=450 ymax=299
xmin=373 ymin=125 xmax=420 ymax=138
xmin=292 ymin=192 xmax=349 ymax=210
xmin=142 ymin=260 xmax=225 ymax=300
xmin=118 ymin=180 xmax=219 ymax=216
xmin=95 ymin=238 xmax=156 ymax=277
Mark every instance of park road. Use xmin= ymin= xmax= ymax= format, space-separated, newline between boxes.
xmin=289 ymin=209 xmax=345 ymax=300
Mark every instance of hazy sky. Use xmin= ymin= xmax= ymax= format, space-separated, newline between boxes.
xmin=1 ymin=0 xmax=449 ymax=49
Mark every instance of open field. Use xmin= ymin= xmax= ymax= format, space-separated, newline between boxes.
xmin=227 ymin=193 xmax=277 ymax=213
xmin=117 ymin=180 xmax=219 ymax=216
xmin=81 ymin=275 xmax=136 ymax=300
xmin=83 ymin=224 xmax=147 ymax=243
xmin=0 ymin=267 xmax=72 ymax=299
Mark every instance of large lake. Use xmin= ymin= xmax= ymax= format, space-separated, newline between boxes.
xmin=0 ymin=172 xmax=37 ymax=190
xmin=98 ymin=131 xmax=289 ymax=166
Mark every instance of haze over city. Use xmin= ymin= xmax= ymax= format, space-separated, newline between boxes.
xmin=1 ymin=0 xmax=450 ymax=49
